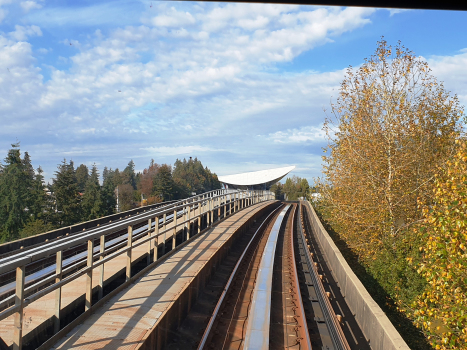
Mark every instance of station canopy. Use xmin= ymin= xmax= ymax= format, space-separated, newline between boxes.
xmin=218 ymin=166 xmax=295 ymax=190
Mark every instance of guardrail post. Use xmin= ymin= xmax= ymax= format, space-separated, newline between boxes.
xmin=224 ymin=194 xmax=227 ymax=218
xmin=98 ymin=235 xmax=105 ymax=300
xmin=172 ymin=209 xmax=177 ymax=249
xmin=154 ymin=215 xmax=159 ymax=261
xmin=13 ymin=265 xmax=25 ymax=350
xmin=209 ymin=198 xmax=213 ymax=226
xmin=187 ymin=203 xmax=191 ymax=239
xmin=229 ymin=194 xmax=232 ymax=215
xmin=147 ymin=218 xmax=152 ymax=265
xmin=198 ymin=200 xmax=202 ymax=234
xmin=85 ymin=239 xmax=94 ymax=311
xmin=54 ymin=250 xmax=62 ymax=333
xmin=126 ymin=226 xmax=132 ymax=282
xmin=163 ymin=213 xmax=167 ymax=254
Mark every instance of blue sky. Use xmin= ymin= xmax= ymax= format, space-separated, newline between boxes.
xmin=1 ymin=1 xmax=466 ymax=183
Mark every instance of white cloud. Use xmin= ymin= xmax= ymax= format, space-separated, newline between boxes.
xmin=427 ymin=49 xmax=467 ymax=106
xmin=8 ymin=25 xmax=42 ymax=41
xmin=387 ymin=8 xmax=411 ymax=16
xmin=267 ymin=125 xmax=327 ymax=143
xmin=151 ymin=7 xmax=196 ymax=27
xmin=141 ymin=145 xmax=216 ymax=156
xmin=21 ymin=1 xmax=43 ymax=12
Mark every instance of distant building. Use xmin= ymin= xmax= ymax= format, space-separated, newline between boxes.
xmin=218 ymin=166 xmax=295 ymax=190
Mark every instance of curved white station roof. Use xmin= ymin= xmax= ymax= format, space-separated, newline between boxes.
xmin=218 ymin=166 xmax=295 ymax=187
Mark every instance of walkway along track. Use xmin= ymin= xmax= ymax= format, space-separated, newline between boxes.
xmin=166 ymin=202 xmax=368 ymax=350
xmin=0 ymin=189 xmax=273 ymax=350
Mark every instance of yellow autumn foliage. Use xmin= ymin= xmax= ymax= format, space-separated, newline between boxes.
xmin=413 ymin=141 xmax=467 ymax=349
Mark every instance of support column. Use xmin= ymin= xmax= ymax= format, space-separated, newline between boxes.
xmin=85 ymin=239 xmax=94 ymax=311
xmin=54 ymin=251 xmax=62 ymax=333
xmin=13 ymin=265 xmax=25 ymax=350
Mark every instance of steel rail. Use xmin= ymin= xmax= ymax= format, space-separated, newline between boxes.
xmin=297 ymin=203 xmax=351 ymax=350
xmin=290 ymin=205 xmax=313 ymax=349
xmin=243 ymin=204 xmax=291 ymax=349
xmin=197 ymin=204 xmax=284 ymax=350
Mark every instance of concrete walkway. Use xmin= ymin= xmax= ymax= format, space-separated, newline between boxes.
xmin=51 ymin=201 xmax=272 ymax=350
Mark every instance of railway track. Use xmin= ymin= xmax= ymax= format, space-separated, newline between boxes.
xmin=165 ymin=201 xmax=361 ymax=350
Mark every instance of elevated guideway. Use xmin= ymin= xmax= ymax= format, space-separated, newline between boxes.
xmin=0 ymin=189 xmax=273 ymax=350
xmin=0 ymin=193 xmax=412 ymax=350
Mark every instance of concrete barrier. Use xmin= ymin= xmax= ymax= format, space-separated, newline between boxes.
xmin=302 ymin=201 xmax=410 ymax=350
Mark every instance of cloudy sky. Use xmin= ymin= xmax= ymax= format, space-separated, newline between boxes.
xmin=1 ymin=0 xmax=466 ymax=183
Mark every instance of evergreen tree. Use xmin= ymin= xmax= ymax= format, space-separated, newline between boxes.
xmin=52 ymin=159 xmax=81 ymax=226
xmin=153 ymin=164 xmax=174 ymax=201
xmin=122 ymin=160 xmax=136 ymax=189
xmin=0 ymin=143 xmax=31 ymax=241
xmin=30 ymin=166 xmax=49 ymax=222
xmin=101 ymin=168 xmax=117 ymax=215
xmin=81 ymin=164 xmax=103 ymax=220
xmin=75 ymin=164 xmax=89 ymax=193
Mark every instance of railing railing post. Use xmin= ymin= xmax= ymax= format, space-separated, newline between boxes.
xmin=224 ymin=194 xmax=227 ymax=218
xmin=163 ymin=213 xmax=167 ymax=254
xmin=154 ymin=215 xmax=159 ymax=261
xmin=126 ymin=226 xmax=132 ymax=282
xmin=13 ymin=265 xmax=25 ymax=350
xmin=85 ymin=239 xmax=94 ymax=311
xmin=98 ymin=235 xmax=105 ymax=300
xmin=187 ymin=203 xmax=191 ymax=239
xmin=54 ymin=250 xmax=62 ymax=333
xmin=147 ymin=218 xmax=152 ymax=265
xmin=172 ymin=209 xmax=177 ymax=249
xmin=210 ymin=198 xmax=213 ymax=226
xmin=198 ymin=199 xmax=202 ymax=234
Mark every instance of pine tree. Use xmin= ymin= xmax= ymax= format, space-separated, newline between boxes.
xmin=0 ymin=143 xmax=31 ymax=241
xmin=123 ymin=160 xmax=136 ymax=190
xmin=52 ymin=159 xmax=81 ymax=226
xmin=75 ymin=164 xmax=89 ymax=193
xmin=101 ymin=168 xmax=117 ymax=215
xmin=30 ymin=166 xmax=49 ymax=222
xmin=153 ymin=164 xmax=174 ymax=201
xmin=81 ymin=164 xmax=103 ymax=220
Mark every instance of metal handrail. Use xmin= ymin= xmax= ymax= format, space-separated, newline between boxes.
xmin=0 ymin=189 xmax=245 ymax=273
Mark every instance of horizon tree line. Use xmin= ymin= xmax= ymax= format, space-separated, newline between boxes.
xmin=0 ymin=144 xmax=220 ymax=243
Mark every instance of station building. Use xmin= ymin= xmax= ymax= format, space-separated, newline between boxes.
xmin=218 ymin=166 xmax=295 ymax=190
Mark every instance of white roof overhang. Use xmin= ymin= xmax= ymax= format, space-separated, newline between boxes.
xmin=218 ymin=166 xmax=295 ymax=187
